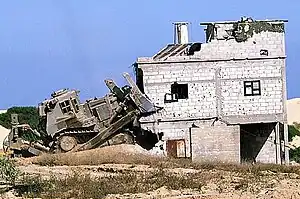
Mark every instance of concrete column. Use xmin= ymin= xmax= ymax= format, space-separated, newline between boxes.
xmin=275 ymin=122 xmax=282 ymax=164
xmin=281 ymin=55 xmax=289 ymax=165
xmin=215 ymin=67 xmax=221 ymax=118
xmin=284 ymin=123 xmax=290 ymax=165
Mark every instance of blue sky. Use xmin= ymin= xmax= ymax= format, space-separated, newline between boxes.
xmin=0 ymin=1 xmax=299 ymax=109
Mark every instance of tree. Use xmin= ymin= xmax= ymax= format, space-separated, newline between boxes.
xmin=293 ymin=122 xmax=300 ymax=130
xmin=289 ymin=123 xmax=300 ymax=163
xmin=0 ymin=107 xmax=42 ymax=142
xmin=288 ymin=125 xmax=300 ymax=142
xmin=0 ymin=107 xmax=40 ymax=129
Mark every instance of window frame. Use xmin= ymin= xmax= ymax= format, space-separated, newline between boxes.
xmin=71 ymin=98 xmax=80 ymax=113
xmin=244 ymin=80 xmax=261 ymax=96
xmin=59 ymin=100 xmax=72 ymax=114
xmin=171 ymin=82 xmax=188 ymax=99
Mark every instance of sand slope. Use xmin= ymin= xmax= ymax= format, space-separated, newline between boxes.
xmin=0 ymin=125 xmax=9 ymax=150
xmin=287 ymin=98 xmax=300 ymax=125
xmin=0 ymin=110 xmax=9 ymax=150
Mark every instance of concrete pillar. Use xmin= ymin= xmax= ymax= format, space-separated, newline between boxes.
xmin=284 ymin=123 xmax=290 ymax=165
xmin=275 ymin=122 xmax=282 ymax=164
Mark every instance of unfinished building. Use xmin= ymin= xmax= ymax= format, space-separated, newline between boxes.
xmin=134 ymin=17 xmax=289 ymax=164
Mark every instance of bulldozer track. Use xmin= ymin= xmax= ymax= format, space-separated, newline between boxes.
xmin=52 ymin=128 xmax=97 ymax=153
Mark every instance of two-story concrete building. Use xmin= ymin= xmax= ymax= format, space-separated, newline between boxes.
xmin=134 ymin=17 xmax=289 ymax=164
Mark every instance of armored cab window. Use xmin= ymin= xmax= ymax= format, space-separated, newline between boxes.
xmin=71 ymin=98 xmax=80 ymax=113
xmin=92 ymin=109 xmax=99 ymax=118
xmin=59 ymin=100 xmax=72 ymax=114
xmin=171 ymin=82 xmax=188 ymax=99
xmin=244 ymin=80 xmax=261 ymax=96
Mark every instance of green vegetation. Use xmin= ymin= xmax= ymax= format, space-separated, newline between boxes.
xmin=289 ymin=122 xmax=300 ymax=163
xmin=288 ymin=124 xmax=300 ymax=142
xmin=0 ymin=107 xmax=42 ymax=142
xmin=0 ymin=157 xmax=19 ymax=185
xmin=290 ymin=148 xmax=300 ymax=163
xmin=293 ymin=122 xmax=300 ymax=130
xmin=0 ymin=107 xmax=40 ymax=129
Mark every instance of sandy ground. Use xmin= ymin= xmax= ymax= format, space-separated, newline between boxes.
xmin=3 ymin=163 xmax=300 ymax=199
xmin=0 ymin=144 xmax=299 ymax=199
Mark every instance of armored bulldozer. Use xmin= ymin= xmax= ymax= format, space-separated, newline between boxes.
xmin=3 ymin=73 xmax=161 ymax=157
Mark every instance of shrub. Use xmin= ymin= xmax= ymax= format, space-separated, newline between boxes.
xmin=288 ymin=125 xmax=300 ymax=142
xmin=16 ymin=168 xmax=207 ymax=198
xmin=289 ymin=123 xmax=300 ymax=163
xmin=290 ymin=148 xmax=300 ymax=163
xmin=0 ymin=157 xmax=19 ymax=185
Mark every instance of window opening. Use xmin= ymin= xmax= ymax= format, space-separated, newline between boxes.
xmin=59 ymin=100 xmax=72 ymax=114
xmin=71 ymin=98 xmax=80 ymax=112
xmin=171 ymin=82 xmax=188 ymax=99
xmin=244 ymin=80 xmax=261 ymax=96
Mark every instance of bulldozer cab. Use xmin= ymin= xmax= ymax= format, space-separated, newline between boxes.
xmin=39 ymin=89 xmax=86 ymax=137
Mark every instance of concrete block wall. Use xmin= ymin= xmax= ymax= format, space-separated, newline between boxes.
xmin=221 ymin=79 xmax=283 ymax=115
xmin=254 ymin=124 xmax=283 ymax=164
xmin=220 ymin=59 xmax=284 ymax=118
xmin=141 ymin=119 xmax=221 ymax=158
xmin=255 ymin=130 xmax=277 ymax=163
xmin=191 ymin=125 xmax=240 ymax=163
xmin=141 ymin=62 xmax=217 ymax=121
xmin=139 ymin=59 xmax=285 ymax=124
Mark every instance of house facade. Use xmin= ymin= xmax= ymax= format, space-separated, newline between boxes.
xmin=134 ymin=17 xmax=289 ymax=164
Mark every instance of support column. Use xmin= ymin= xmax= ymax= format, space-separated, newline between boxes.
xmin=275 ymin=122 xmax=282 ymax=164
xmin=281 ymin=55 xmax=289 ymax=165
xmin=284 ymin=123 xmax=290 ymax=165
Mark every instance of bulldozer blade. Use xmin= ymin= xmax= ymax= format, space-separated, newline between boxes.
xmin=76 ymin=110 xmax=138 ymax=151
xmin=123 ymin=72 xmax=158 ymax=114
xmin=104 ymin=79 xmax=126 ymax=101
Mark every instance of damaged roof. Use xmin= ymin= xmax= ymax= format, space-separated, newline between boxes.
xmin=153 ymin=43 xmax=201 ymax=61
xmin=139 ymin=17 xmax=288 ymax=62
xmin=200 ymin=19 xmax=288 ymax=25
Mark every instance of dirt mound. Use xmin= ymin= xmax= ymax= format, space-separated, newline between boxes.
xmin=17 ymin=144 xmax=165 ymax=166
